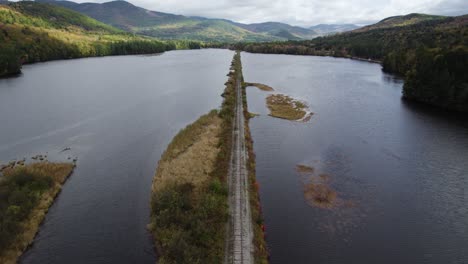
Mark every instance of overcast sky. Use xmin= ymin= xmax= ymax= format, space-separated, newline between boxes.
xmin=73 ymin=0 xmax=468 ymax=26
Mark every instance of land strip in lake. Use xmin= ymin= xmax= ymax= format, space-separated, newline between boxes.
xmin=149 ymin=51 xmax=267 ymax=264
xmin=149 ymin=110 xmax=228 ymax=263
xmin=225 ymin=54 xmax=254 ymax=264
xmin=225 ymin=52 xmax=268 ymax=264
xmin=0 ymin=162 xmax=75 ymax=264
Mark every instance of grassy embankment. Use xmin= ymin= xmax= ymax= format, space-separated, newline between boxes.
xmin=0 ymin=162 xmax=75 ymax=264
xmin=238 ymin=55 xmax=269 ymax=264
xmin=266 ymin=94 xmax=311 ymax=121
xmin=0 ymin=2 xmax=201 ymax=77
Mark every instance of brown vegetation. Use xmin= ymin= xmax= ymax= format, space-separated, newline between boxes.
xmin=266 ymin=94 xmax=311 ymax=121
xmin=149 ymin=110 xmax=228 ymax=264
xmin=245 ymin=82 xmax=275 ymax=91
xmin=0 ymin=162 xmax=75 ymax=264
xmin=152 ymin=111 xmax=222 ymax=193
xmin=295 ymin=164 xmax=338 ymax=209
xmin=296 ymin=164 xmax=315 ymax=175
xmin=304 ymin=183 xmax=337 ymax=209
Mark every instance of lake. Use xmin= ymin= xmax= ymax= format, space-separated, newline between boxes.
xmin=0 ymin=49 xmax=234 ymax=264
xmin=242 ymin=52 xmax=468 ymax=264
xmin=1 ymin=49 xmax=467 ymax=264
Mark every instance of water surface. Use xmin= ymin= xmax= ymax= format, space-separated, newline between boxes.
xmin=243 ymin=52 xmax=468 ymax=264
xmin=0 ymin=49 xmax=234 ymax=264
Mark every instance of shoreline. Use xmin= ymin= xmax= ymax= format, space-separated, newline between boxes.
xmin=0 ymin=162 xmax=75 ymax=264
xmin=240 ymin=59 xmax=269 ymax=263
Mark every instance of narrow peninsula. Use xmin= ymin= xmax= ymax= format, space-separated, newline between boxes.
xmin=0 ymin=162 xmax=75 ymax=264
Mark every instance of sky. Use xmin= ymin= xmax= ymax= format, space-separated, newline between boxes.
xmin=72 ymin=0 xmax=468 ymax=26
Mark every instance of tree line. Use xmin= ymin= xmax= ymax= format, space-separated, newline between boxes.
xmin=0 ymin=2 xmax=202 ymax=77
xmin=229 ymin=15 xmax=468 ymax=112
xmin=0 ymin=24 xmax=202 ymax=77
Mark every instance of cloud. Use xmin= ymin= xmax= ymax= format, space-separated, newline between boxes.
xmin=73 ymin=0 xmax=468 ymax=26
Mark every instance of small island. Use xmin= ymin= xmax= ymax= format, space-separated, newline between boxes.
xmin=0 ymin=162 xmax=75 ymax=264
xmin=266 ymin=94 xmax=312 ymax=121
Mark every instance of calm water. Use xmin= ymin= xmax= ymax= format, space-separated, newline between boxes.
xmin=242 ymin=53 xmax=468 ymax=264
xmin=0 ymin=49 xmax=234 ymax=264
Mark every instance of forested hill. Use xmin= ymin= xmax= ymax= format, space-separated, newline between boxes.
xmin=0 ymin=1 xmax=200 ymax=77
xmin=352 ymin=13 xmax=445 ymax=32
xmin=234 ymin=14 xmax=468 ymax=112
xmin=309 ymin=24 xmax=359 ymax=35
xmin=36 ymin=0 xmax=320 ymax=42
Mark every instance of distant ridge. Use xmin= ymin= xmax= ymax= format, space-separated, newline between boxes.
xmin=352 ymin=13 xmax=445 ymax=32
xmin=36 ymin=0 xmax=323 ymax=42
xmin=235 ymin=13 xmax=468 ymax=112
xmin=309 ymin=24 xmax=360 ymax=35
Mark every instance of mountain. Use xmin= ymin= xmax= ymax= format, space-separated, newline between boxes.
xmin=36 ymin=0 xmax=318 ymax=42
xmin=235 ymin=14 xmax=468 ymax=112
xmin=309 ymin=24 xmax=359 ymax=35
xmin=37 ymin=0 xmax=189 ymax=30
xmin=235 ymin=22 xmax=317 ymax=39
xmin=0 ymin=1 xmax=196 ymax=77
xmin=2 ymin=1 xmax=122 ymax=33
xmin=352 ymin=13 xmax=445 ymax=32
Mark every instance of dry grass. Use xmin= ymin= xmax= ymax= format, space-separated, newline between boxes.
xmin=245 ymin=82 xmax=275 ymax=91
xmin=296 ymin=164 xmax=315 ymax=175
xmin=150 ymin=110 xmax=228 ymax=263
xmin=0 ymin=162 xmax=74 ymax=264
xmin=266 ymin=94 xmax=309 ymax=121
xmin=152 ymin=110 xmax=222 ymax=195
xmin=296 ymin=164 xmax=338 ymax=209
xmin=304 ymin=183 xmax=337 ymax=209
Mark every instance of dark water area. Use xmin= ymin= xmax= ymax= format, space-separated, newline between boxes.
xmin=242 ymin=53 xmax=468 ymax=264
xmin=0 ymin=49 xmax=234 ymax=264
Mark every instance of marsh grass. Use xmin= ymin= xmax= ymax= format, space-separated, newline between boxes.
xmin=152 ymin=110 xmax=222 ymax=194
xmin=304 ymin=183 xmax=337 ymax=209
xmin=245 ymin=82 xmax=275 ymax=91
xmin=0 ymin=162 xmax=74 ymax=264
xmin=296 ymin=164 xmax=315 ymax=175
xmin=266 ymin=94 xmax=309 ymax=121
xmin=295 ymin=164 xmax=339 ymax=209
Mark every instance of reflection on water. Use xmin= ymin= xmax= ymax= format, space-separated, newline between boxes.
xmin=243 ymin=52 xmax=468 ymax=264
xmin=0 ymin=49 xmax=234 ymax=264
